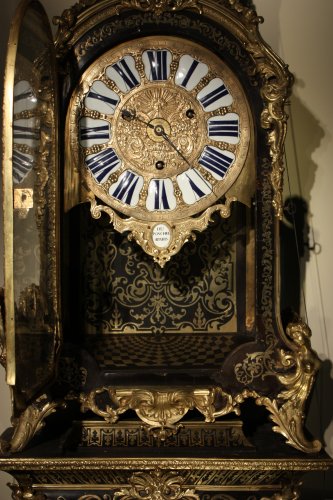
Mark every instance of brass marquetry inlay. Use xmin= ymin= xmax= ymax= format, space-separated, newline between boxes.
xmin=77 ymin=420 xmax=252 ymax=448
xmin=80 ymin=209 xmax=241 ymax=335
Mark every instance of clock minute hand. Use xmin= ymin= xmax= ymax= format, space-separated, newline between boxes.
xmin=154 ymin=125 xmax=192 ymax=168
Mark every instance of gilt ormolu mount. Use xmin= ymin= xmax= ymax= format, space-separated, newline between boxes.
xmin=0 ymin=0 xmax=331 ymax=498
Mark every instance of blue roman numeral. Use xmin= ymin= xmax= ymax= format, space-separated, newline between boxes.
xmin=14 ymin=90 xmax=35 ymax=104
xmin=80 ymin=124 xmax=110 ymax=142
xmin=180 ymin=60 xmax=199 ymax=88
xmin=199 ymin=146 xmax=234 ymax=179
xmin=208 ymin=119 xmax=239 ymax=139
xmin=87 ymin=90 xmax=118 ymax=109
xmin=12 ymin=150 xmax=34 ymax=184
xmin=13 ymin=124 xmax=39 ymax=142
xmin=111 ymin=171 xmax=141 ymax=205
xmin=186 ymin=172 xmax=207 ymax=199
xmin=146 ymin=50 xmax=168 ymax=80
xmin=112 ymin=59 xmax=139 ymax=90
xmin=199 ymin=84 xmax=229 ymax=109
xmin=153 ymin=179 xmax=170 ymax=209
xmin=86 ymin=148 xmax=120 ymax=183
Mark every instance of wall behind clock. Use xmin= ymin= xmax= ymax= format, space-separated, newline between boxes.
xmin=0 ymin=0 xmax=333 ymax=497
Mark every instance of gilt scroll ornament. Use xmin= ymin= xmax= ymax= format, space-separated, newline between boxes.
xmin=114 ymin=468 xmax=199 ymax=500
xmin=234 ymin=320 xmax=322 ymax=453
xmin=79 ymin=387 xmax=235 ymax=440
xmin=1 ymin=395 xmax=65 ymax=454
xmin=89 ymin=196 xmax=237 ymax=267
xmin=256 ymin=321 xmax=322 ymax=453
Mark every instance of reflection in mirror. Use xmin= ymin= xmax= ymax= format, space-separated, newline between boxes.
xmin=2 ymin=0 xmax=59 ymax=399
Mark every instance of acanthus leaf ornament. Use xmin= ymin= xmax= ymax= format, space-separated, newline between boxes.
xmin=256 ymin=320 xmax=322 ymax=453
xmin=116 ymin=0 xmax=203 ymax=16
xmin=114 ymin=468 xmax=200 ymax=500
xmin=233 ymin=320 xmax=322 ymax=453
xmin=89 ymin=196 xmax=236 ymax=267
xmin=2 ymin=395 xmax=66 ymax=454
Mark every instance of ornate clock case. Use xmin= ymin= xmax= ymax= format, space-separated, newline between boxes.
xmin=0 ymin=0 xmax=331 ymax=498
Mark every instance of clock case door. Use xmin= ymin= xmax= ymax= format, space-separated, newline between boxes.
xmin=1 ymin=0 xmax=60 ymax=411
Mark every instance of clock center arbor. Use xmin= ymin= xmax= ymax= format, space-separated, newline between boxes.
xmin=1 ymin=1 xmax=330 ymax=497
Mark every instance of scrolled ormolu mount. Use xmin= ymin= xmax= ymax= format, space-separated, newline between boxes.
xmin=1 ymin=395 xmax=65 ymax=454
xmin=255 ymin=320 xmax=322 ymax=453
xmin=114 ymin=468 xmax=200 ymax=500
xmin=232 ymin=319 xmax=322 ymax=453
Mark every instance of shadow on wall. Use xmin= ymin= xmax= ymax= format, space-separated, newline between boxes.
xmin=286 ymin=85 xmax=325 ymax=203
xmin=280 ymin=90 xmax=333 ymax=495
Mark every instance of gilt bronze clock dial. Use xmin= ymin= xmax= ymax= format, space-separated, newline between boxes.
xmin=69 ymin=36 xmax=252 ymax=265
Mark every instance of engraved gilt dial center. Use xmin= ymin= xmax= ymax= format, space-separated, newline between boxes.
xmin=148 ymin=118 xmax=171 ymax=143
xmin=114 ymin=84 xmax=205 ymax=177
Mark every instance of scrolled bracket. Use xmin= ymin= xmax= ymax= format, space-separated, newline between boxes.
xmin=232 ymin=320 xmax=322 ymax=453
xmin=238 ymin=5 xmax=294 ymax=218
xmin=256 ymin=320 xmax=322 ymax=453
xmin=78 ymin=386 xmax=240 ymax=440
xmin=3 ymin=394 xmax=66 ymax=454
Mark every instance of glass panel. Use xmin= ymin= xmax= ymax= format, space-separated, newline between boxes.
xmin=2 ymin=0 xmax=59 ymax=398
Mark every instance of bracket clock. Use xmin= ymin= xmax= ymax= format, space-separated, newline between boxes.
xmin=0 ymin=0 xmax=332 ymax=498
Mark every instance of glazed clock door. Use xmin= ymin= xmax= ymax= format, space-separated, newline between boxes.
xmin=2 ymin=0 xmax=60 ymax=400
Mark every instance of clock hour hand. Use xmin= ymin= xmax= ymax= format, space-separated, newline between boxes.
xmin=121 ymin=109 xmax=191 ymax=168
xmin=121 ymin=108 xmax=154 ymax=129
xmin=154 ymin=125 xmax=192 ymax=168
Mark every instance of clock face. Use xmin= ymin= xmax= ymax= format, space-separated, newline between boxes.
xmin=73 ymin=36 xmax=251 ymax=223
